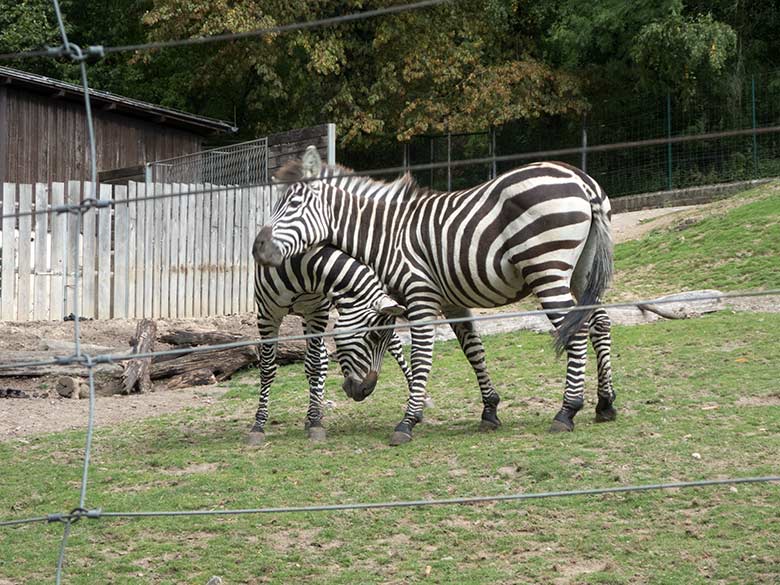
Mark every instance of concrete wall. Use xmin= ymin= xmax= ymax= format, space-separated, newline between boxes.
xmin=610 ymin=178 xmax=776 ymax=213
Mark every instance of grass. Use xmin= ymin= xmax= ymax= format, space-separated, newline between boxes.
xmin=1 ymin=184 xmax=779 ymax=584
xmin=1 ymin=312 xmax=779 ymax=584
xmin=613 ymin=183 xmax=780 ymax=297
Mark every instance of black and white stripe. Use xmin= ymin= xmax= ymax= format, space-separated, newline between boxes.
xmin=250 ymin=244 xmax=411 ymax=442
xmin=255 ymin=148 xmax=616 ymax=442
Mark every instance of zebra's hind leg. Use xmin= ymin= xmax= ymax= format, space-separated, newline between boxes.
xmin=444 ymin=307 xmax=501 ymax=432
xmin=249 ymin=323 xmax=279 ymax=445
xmin=538 ymin=294 xmax=589 ymax=433
xmin=589 ymin=308 xmax=617 ymax=422
xmin=302 ymin=312 xmax=329 ymax=442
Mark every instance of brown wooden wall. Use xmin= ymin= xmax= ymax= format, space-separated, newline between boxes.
xmin=0 ymin=86 xmax=205 ymax=186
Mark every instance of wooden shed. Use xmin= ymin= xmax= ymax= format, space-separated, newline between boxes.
xmin=0 ymin=66 xmax=237 ymax=186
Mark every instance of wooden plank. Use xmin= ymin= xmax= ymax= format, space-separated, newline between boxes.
xmin=192 ymin=183 xmax=205 ymax=317
xmin=216 ymin=186 xmax=227 ymax=315
xmin=247 ymin=186 xmax=258 ymax=314
xmin=81 ymin=181 xmax=97 ymax=319
xmin=49 ymin=182 xmax=66 ymax=320
xmin=97 ymin=183 xmax=112 ymax=319
xmin=1 ymin=183 xmax=16 ymax=320
xmin=224 ymin=185 xmax=236 ymax=314
xmin=158 ymin=183 xmax=171 ymax=318
xmin=65 ymin=181 xmax=81 ymax=318
xmin=126 ymin=183 xmax=138 ymax=318
xmin=180 ymin=183 xmax=193 ymax=317
xmin=150 ymin=183 xmax=163 ymax=318
xmin=16 ymin=183 xmax=32 ymax=321
xmin=168 ymin=183 xmax=180 ymax=317
xmin=113 ymin=184 xmax=128 ymax=318
xmin=143 ymin=182 xmax=154 ymax=318
xmin=33 ymin=183 xmax=49 ymax=320
xmin=236 ymin=187 xmax=246 ymax=313
xmin=208 ymin=185 xmax=219 ymax=316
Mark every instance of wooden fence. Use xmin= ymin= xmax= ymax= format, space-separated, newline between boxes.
xmin=0 ymin=180 xmax=273 ymax=321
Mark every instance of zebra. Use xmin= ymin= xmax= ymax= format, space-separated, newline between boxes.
xmin=251 ymin=244 xmax=411 ymax=445
xmin=254 ymin=146 xmax=616 ymax=445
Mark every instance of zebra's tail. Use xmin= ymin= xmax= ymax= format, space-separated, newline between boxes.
xmin=554 ymin=197 xmax=614 ymax=355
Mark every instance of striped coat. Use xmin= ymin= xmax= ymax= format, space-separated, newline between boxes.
xmin=250 ymin=244 xmax=411 ymax=444
xmin=254 ymin=147 xmax=616 ymax=444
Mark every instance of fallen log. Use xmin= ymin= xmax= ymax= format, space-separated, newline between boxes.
xmin=158 ymin=328 xmax=307 ymax=365
xmin=0 ymin=351 xmax=123 ymax=378
xmin=122 ymin=319 xmax=156 ymax=394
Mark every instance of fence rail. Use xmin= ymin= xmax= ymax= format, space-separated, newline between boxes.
xmin=0 ymin=180 xmax=273 ymax=321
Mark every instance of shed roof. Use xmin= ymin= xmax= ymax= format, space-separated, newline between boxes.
xmin=0 ymin=66 xmax=237 ymax=136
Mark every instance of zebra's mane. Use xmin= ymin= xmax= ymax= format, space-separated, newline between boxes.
xmin=274 ymin=159 xmax=433 ymax=201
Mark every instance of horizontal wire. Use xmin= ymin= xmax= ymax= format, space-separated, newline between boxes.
xmin=2 ymin=123 xmax=780 ymax=222
xmin=2 ymin=476 xmax=777 ymax=529
xmin=0 ymin=0 xmax=451 ymax=62
xmin=1 ymin=288 xmax=777 ymax=372
xmin=0 ymin=516 xmax=51 ymax=528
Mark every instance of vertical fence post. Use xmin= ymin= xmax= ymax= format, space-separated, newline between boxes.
xmin=446 ymin=130 xmax=452 ymax=192
xmin=751 ymin=75 xmax=758 ymax=176
xmin=429 ymin=137 xmax=434 ymax=189
xmin=581 ymin=114 xmax=588 ymax=173
xmin=666 ymin=93 xmax=673 ymax=191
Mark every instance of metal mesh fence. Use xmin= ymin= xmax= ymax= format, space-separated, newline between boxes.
xmin=1 ymin=1 xmax=779 ymax=583
xmin=396 ymin=71 xmax=780 ymax=195
xmin=146 ymin=138 xmax=269 ymax=186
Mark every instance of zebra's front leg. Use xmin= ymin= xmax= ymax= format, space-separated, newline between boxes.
xmin=248 ymin=325 xmax=278 ymax=445
xmin=388 ymin=334 xmax=434 ymax=408
xmin=589 ymin=308 xmax=617 ymax=423
xmin=389 ymin=321 xmax=435 ymax=446
xmin=541 ymin=297 xmax=589 ymax=433
xmin=444 ymin=307 xmax=501 ymax=432
xmin=302 ymin=314 xmax=329 ymax=442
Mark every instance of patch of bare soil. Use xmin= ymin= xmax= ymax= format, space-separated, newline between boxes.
xmin=611 ymin=205 xmax=698 ymax=243
xmin=0 ymin=313 xmax=309 ymax=441
xmin=0 ymin=385 xmax=228 ymax=441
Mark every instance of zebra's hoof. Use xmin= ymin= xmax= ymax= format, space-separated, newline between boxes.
xmin=549 ymin=419 xmax=574 ymax=433
xmin=246 ymin=431 xmax=266 ymax=445
xmin=389 ymin=431 xmax=413 ymax=446
xmin=307 ymin=426 xmax=327 ymax=442
xmin=595 ymin=406 xmax=617 ymax=423
xmin=479 ymin=418 xmax=500 ymax=432
xmin=480 ymin=406 xmax=501 ymax=432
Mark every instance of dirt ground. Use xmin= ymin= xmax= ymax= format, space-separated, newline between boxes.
xmin=1 ymin=203 xmax=777 ymax=441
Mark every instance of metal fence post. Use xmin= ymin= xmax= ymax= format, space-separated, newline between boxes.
xmin=429 ymin=137 xmax=434 ymax=189
xmin=581 ymin=114 xmax=588 ymax=173
xmin=447 ymin=131 xmax=452 ymax=191
xmin=491 ymin=127 xmax=497 ymax=179
xmin=751 ymin=76 xmax=758 ymax=176
xmin=666 ymin=93 xmax=673 ymax=190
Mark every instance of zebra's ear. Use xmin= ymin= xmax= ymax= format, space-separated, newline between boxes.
xmin=302 ymin=145 xmax=322 ymax=179
xmin=374 ymin=295 xmax=405 ymax=317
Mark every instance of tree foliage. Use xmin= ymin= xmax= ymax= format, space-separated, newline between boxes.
xmin=1 ymin=0 xmax=777 ymax=151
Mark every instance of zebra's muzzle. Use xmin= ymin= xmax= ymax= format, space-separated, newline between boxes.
xmin=342 ymin=370 xmax=378 ymax=402
xmin=253 ymin=226 xmax=284 ymax=266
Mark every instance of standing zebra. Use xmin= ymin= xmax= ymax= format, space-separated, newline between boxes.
xmin=254 ymin=147 xmax=616 ymax=445
xmin=252 ymin=244 xmax=411 ymax=445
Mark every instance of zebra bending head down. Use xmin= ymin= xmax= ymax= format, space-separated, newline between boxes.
xmin=255 ymin=146 xmax=617 ymax=445
xmin=251 ymin=244 xmax=411 ymax=445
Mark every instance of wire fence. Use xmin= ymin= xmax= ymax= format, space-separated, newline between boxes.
xmin=1 ymin=1 xmax=779 ymax=583
xmin=371 ymin=69 xmax=780 ymax=196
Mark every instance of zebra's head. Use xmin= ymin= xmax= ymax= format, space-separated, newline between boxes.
xmin=334 ymin=295 xmax=405 ymax=402
xmin=253 ymin=146 xmax=330 ymax=267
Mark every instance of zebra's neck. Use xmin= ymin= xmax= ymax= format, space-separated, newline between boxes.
xmin=324 ymin=185 xmax=416 ymax=292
